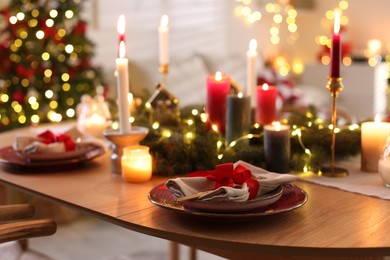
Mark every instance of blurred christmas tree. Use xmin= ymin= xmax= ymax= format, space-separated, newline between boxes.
xmin=0 ymin=0 xmax=109 ymax=132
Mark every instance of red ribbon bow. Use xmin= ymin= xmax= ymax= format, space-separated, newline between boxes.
xmin=38 ymin=130 xmax=76 ymax=151
xmin=187 ymin=163 xmax=260 ymax=200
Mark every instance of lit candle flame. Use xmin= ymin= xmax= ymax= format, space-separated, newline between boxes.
xmin=272 ymin=121 xmax=281 ymax=131
xmin=117 ymin=14 xmax=125 ymax=35
xmin=128 ymin=92 xmax=133 ymax=104
xmin=262 ymin=83 xmax=269 ymax=91
xmin=334 ymin=11 xmax=340 ymax=35
xmin=249 ymin=39 xmax=257 ymax=52
xmin=160 ymin=14 xmax=169 ymax=28
xmin=238 ymin=92 xmax=243 ymax=98
xmin=215 ymin=71 xmax=222 ymax=81
xmin=375 ymin=114 xmax=382 ymax=123
xmin=119 ymin=41 xmax=126 ymax=58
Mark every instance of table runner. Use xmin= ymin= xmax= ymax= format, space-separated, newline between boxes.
xmin=297 ymin=156 xmax=390 ymax=200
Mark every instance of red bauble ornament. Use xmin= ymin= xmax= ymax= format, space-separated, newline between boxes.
xmin=74 ymin=20 xmax=87 ymax=35
xmin=12 ymin=90 xmax=25 ymax=104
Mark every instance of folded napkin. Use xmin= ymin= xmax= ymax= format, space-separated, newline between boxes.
xmin=166 ymin=160 xmax=297 ymax=202
xmin=13 ymin=128 xmax=106 ymax=154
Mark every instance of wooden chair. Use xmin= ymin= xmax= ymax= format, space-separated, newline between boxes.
xmin=0 ymin=204 xmax=57 ymax=259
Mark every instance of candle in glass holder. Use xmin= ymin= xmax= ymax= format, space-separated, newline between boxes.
xmin=206 ymin=71 xmax=231 ymax=134
xmin=121 ymin=145 xmax=152 ymax=183
xmin=361 ymin=115 xmax=390 ymax=172
xmin=256 ymin=83 xmax=278 ymax=125
xmin=264 ymin=122 xmax=290 ymax=173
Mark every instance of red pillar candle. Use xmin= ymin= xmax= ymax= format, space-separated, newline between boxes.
xmin=256 ymin=83 xmax=278 ymax=125
xmin=206 ymin=71 xmax=231 ymax=134
xmin=330 ymin=11 xmax=341 ymax=78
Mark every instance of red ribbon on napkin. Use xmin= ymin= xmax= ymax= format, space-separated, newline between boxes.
xmin=38 ymin=130 xmax=76 ymax=151
xmin=187 ymin=163 xmax=260 ymax=200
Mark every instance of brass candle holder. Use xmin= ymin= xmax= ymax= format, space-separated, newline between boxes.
xmin=103 ymin=126 xmax=149 ymax=174
xmin=320 ymin=77 xmax=349 ymax=177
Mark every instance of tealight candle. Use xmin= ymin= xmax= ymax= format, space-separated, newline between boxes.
xmin=361 ymin=116 xmax=390 ymax=172
xmin=206 ymin=71 xmax=231 ymax=134
xmin=121 ymin=145 xmax=152 ymax=183
xmin=256 ymin=84 xmax=278 ymax=125
xmin=264 ymin=122 xmax=290 ymax=173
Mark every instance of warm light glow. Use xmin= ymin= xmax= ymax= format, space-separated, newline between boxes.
xmin=66 ymin=108 xmax=75 ymax=117
xmin=292 ymin=59 xmax=304 ymax=74
xmin=215 ymin=71 xmax=222 ymax=81
xmin=128 ymin=93 xmax=133 ymax=104
xmin=61 ymin=73 xmax=70 ymax=82
xmin=321 ymin=55 xmax=330 ymax=65
xmin=375 ymin=114 xmax=382 ymax=123
xmin=117 ymin=14 xmax=125 ymax=35
xmin=160 ymin=14 xmax=169 ymax=28
xmin=343 ymin=56 xmax=352 ymax=66
xmin=65 ymin=10 xmax=74 ymax=19
xmin=65 ymin=44 xmax=74 ymax=53
xmin=162 ymin=129 xmax=172 ymax=137
xmin=9 ymin=16 xmax=17 ymax=24
xmin=367 ymin=39 xmax=382 ymax=56
xmin=238 ymin=92 xmax=243 ymax=98
xmin=36 ymin=30 xmax=45 ymax=39
xmin=49 ymin=10 xmax=58 ymax=18
xmin=249 ymin=39 xmax=257 ymax=52
xmin=46 ymin=19 xmax=54 ymax=27
xmin=191 ymin=109 xmax=199 ymax=116
xmin=31 ymin=115 xmax=40 ymax=124
xmin=16 ymin=12 xmax=25 ymax=20
xmin=272 ymin=121 xmax=281 ymax=131
xmin=119 ymin=41 xmax=126 ymax=58
xmin=262 ymin=83 xmax=269 ymax=91
xmin=334 ymin=11 xmax=340 ymax=34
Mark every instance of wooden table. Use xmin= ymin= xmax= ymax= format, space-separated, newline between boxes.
xmin=0 ymin=125 xmax=389 ymax=259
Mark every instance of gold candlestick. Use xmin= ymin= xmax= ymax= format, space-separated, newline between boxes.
xmin=320 ymin=77 xmax=349 ymax=177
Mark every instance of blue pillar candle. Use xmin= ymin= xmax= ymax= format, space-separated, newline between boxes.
xmin=264 ymin=122 xmax=290 ymax=173
xmin=225 ymin=94 xmax=251 ymax=144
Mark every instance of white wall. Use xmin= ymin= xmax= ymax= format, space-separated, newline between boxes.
xmin=225 ymin=0 xmax=390 ymax=63
xmin=83 ymin=0 xmax=390 ymax=68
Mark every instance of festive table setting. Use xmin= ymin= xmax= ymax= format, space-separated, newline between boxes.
xmin=0 ymin=10 xmax=389 ymax=224
xmin=1 ymin=3 xmax=390 ymax=258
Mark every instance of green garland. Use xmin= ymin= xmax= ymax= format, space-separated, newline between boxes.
xmin=137 ymin=105 xmax=361 ymax=176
